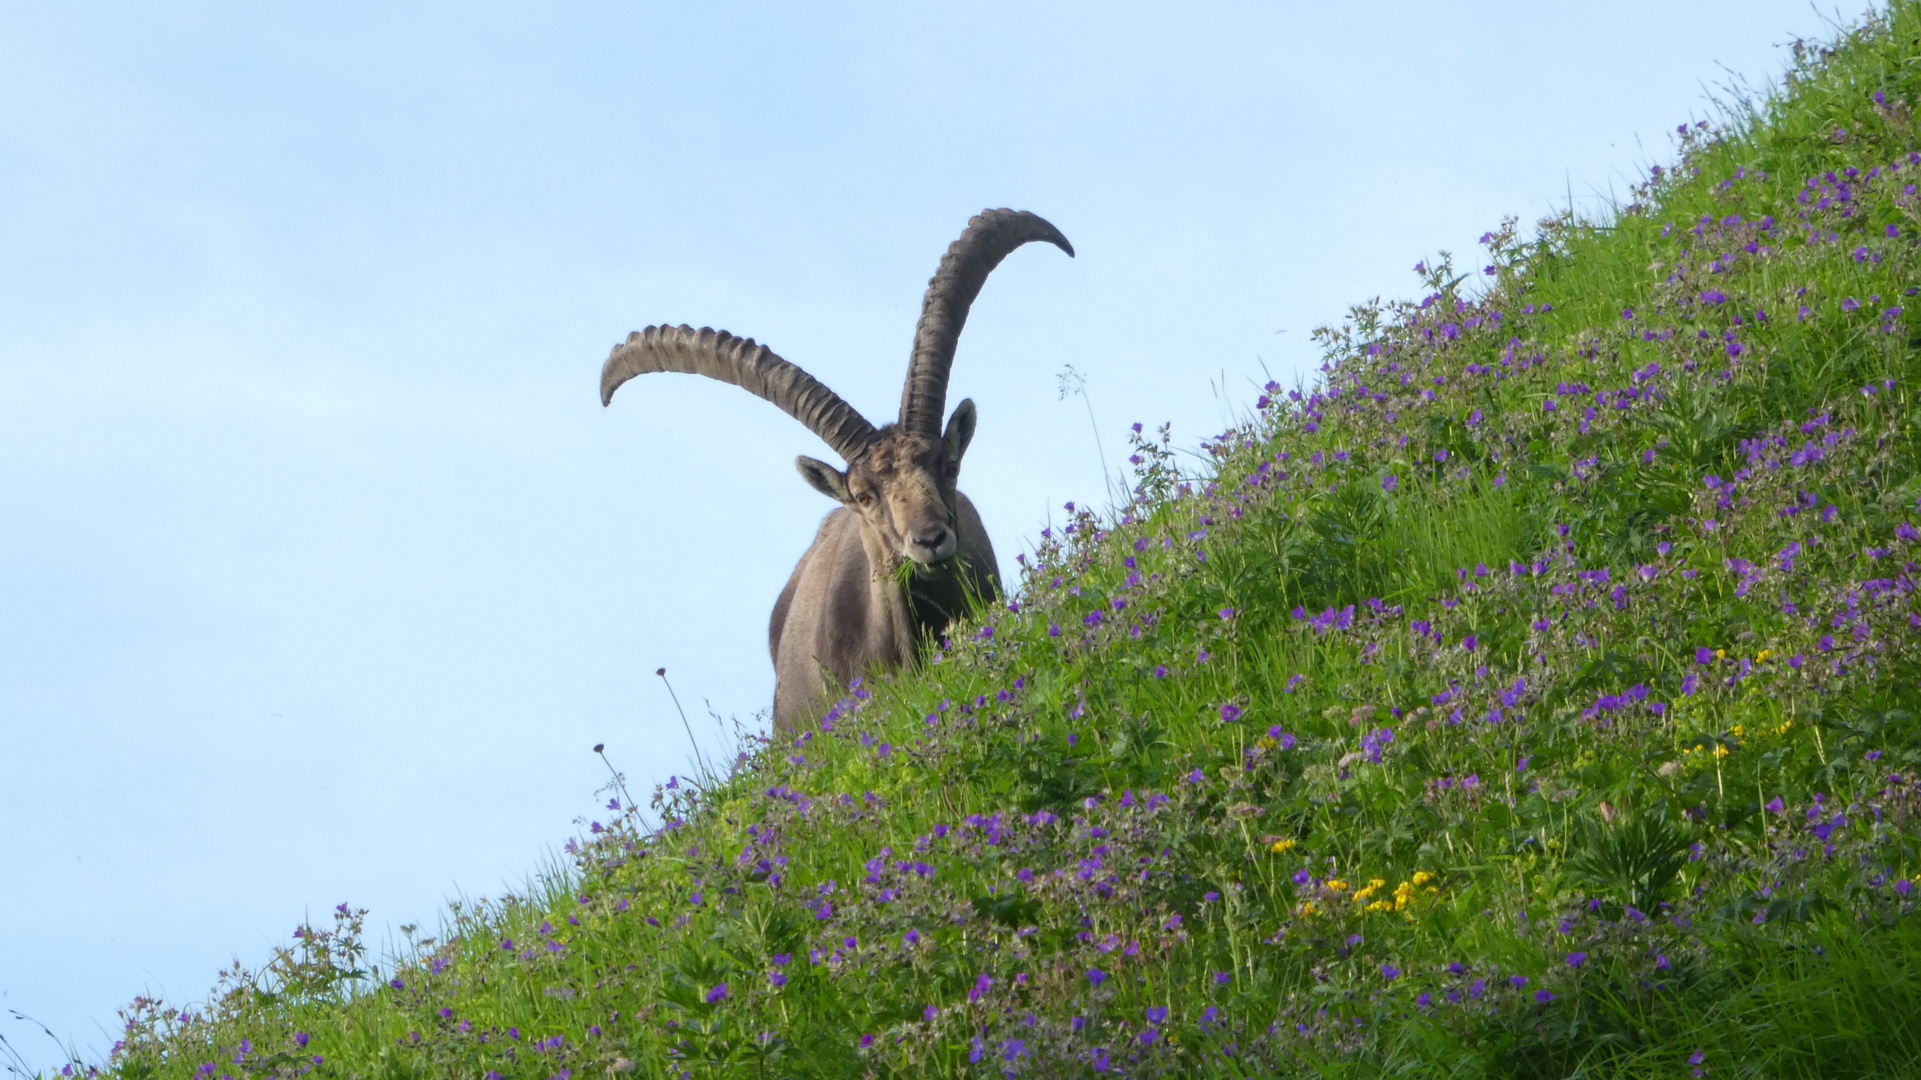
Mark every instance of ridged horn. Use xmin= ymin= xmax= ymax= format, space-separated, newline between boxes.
xmin=900 ymin=209 xmax=1074 ymax=436
xmin=601 ymin=324 xmax=878 ymax=462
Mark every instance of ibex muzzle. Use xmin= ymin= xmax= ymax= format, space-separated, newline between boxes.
xmin=601 ymin=209 xmax=1073 ymax=732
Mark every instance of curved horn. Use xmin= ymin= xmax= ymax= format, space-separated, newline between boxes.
xmin=900 ymin=209 xmax=1074 ymax=436
xmin=601 ymin=324 xmax=878 ymax=462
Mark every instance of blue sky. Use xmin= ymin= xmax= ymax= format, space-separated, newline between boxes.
xmin=0 ymin=0 xmax=1862 ymax=1069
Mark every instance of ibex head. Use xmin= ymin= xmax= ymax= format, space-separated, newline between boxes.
xmin=600 ymin=209 xmax=1073 ymax=573
xmin=792 ymin=401 xmax=976 ymax=567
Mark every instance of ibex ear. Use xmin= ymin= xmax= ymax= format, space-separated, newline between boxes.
xmin=942 ymin=398 xmax=978 ymax=463
xmin=795 ymin=456 xmax=852 ymax=503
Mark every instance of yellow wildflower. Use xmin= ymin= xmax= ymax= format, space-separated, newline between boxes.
xmin=1757 ymin=649 xmax=1775 ymax=662
xmin=1715 ymin=648 xmax=1726 ymax=659
xmin=1300 ymin=901 xmax=1320 ymax=916
xmin=1271 ymin=838 xmax=1296 ymax=854
xmin=1256 ymin=735 xmax=1277 ymax=749
xmin=1411 ymin=870 xmax=1434 ymax=886
xmin=1714 ymin=745 xmax=1730 ymax=759
xmin=1325 ymin=879 xmax=1348 ymax=892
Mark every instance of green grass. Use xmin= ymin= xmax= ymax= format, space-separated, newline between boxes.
xmin=88 ymin=5 xmax=1921 ymax=1077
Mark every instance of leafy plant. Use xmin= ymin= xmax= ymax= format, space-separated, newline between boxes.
xmin=1565 ymin=814 xmax=1693 ymax=914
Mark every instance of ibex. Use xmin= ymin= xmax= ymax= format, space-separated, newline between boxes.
xmin=600 ymin=209 xmax=1073 ymax=732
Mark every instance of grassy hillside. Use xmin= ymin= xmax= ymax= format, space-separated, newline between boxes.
xmin=97 ymin=6 xmax=1921 ymax=1077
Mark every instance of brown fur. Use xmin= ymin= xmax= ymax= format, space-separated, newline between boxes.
xmin=770 ymin=419 xmax=998 ymax=731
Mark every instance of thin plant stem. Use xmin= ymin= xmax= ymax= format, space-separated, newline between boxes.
xmin=592 ymin=742 xmax=639 ymax=816
xmin=1058 ymin=364 xmax=1119 ymax=509
xmin=656 ymin=667 xmax=710 ymax=779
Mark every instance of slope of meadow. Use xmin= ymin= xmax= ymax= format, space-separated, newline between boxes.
xmin=95 ymin=6 xmax=1921 ymax=1078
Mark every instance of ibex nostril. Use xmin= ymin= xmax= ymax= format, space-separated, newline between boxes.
xmin=916 ymin=528 xmax=950 ymax=549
